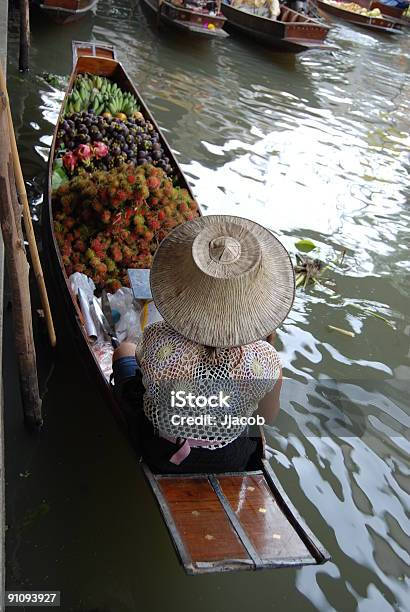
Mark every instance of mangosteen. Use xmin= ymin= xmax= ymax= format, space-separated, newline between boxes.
xmin=68 ymin=140 xmax=75 ymax=149
xmin=138 ymin=150 xmax=147 ymax=159
xmin=146 ymin=156 xmax=153 ymax=163
xmin=152 ymin=151 xmax=161 ymax=161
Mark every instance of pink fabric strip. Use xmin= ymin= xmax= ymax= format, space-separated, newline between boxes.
xmin=160 ymin=433 xmax=215 ymax=465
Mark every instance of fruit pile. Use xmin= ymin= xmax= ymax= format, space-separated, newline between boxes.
xmin=64 ymin=74 xmax=140 ymax=118
xmin=53 ymin=163 xmax=199 ymax=292
xmin=56 ymin=111 xmax=172 ymax=175
xmin=324 ymin=0 xmax=383 ymax=17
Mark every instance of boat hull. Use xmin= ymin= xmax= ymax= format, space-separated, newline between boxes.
xmin=36 ymin=0 xmax=98 ymax=23
xmin=221 ymin=3 xmax=332 ymax=53
xmin=315 ymin=0 xmax=403 ymax=33
xmin=141 ymin=0 xmax=229 ymax=37
xmin=43 ymin=44 xmax=198 ymax=429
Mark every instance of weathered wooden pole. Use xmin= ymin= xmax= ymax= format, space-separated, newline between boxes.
xmin=19 ymin=0 xmax=30 ymax=72
xmin=0 ymin=92 xmax=42 ymax=428
xmin=0 ymin=66 xmax=56 ymax=348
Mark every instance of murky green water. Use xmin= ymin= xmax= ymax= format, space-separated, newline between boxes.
xmin=5 ymin=1 xmax=410 ymax=611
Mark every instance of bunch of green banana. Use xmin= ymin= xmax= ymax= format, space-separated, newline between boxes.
xmin=64 ymin=73 xmax=140 ymax=118
xmin=105 ymin=90 xmax=138 ymax=117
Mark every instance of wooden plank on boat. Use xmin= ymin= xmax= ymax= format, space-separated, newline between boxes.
xmin=143 ymin=462 xmax=330 ymax=574
xmin=72 ymin=40 xmax=117 ymax=64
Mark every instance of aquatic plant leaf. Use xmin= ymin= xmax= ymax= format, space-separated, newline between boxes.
xmin=52 ymin=166 xmax=68 ymax=191
xmin=350 ymin=304 xmax=395 ymax=329
xmin=295 ymin=239 xmax=317 ymax=253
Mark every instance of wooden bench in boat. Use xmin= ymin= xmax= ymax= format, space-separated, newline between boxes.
xmin=143 ymin=439 xmax=330 ymax=574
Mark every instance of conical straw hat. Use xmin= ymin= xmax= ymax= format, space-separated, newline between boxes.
xmin=150 ymin=215 xmax=295 ymax=348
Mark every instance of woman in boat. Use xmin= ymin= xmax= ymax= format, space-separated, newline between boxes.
xmin=112 ymin=215 xmax=294 ymax=473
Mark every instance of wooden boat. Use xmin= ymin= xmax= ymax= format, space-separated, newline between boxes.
xmin=315 ymin=0 xmax=403 ymax=32
xmin=33 ymin=0 xmax=99 ymax=24
xmin=221 ymin=2 xmax=333 ymax=53
xmin=141 ymin=0 xmax=229 ymax=37
xmin=43 ymin=41 xmax=330 ymax=574
xmin=355 ymin=0 xmax=410 ymax=26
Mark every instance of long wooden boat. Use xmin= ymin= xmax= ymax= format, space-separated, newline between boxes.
xmin=355 ymin=0 xmax=410 ymax=26
xmin=43 ymin=41 xmax=330 ymax=574
xmin=221 ymin=2 xmax=333 ymax=53
xmin=32 ymin=0 xmax=99 ymax=24
xmin=141 ymin=0 xmax=229 ymax=37
xmin=315 ymin=0 xmax=403 ymax=32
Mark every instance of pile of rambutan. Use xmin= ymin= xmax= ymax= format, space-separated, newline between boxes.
xmin=53 ymin=163 xmax=199 ymax=292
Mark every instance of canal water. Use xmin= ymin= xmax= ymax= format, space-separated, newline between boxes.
xmin=4 ymin=1 xmax=409 ymax=611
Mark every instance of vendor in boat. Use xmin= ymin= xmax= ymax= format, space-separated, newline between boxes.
xmin=112 ymin=215 xmax=294 ymax=473
xmin=231 ymin=0 xmax=281 ymax=19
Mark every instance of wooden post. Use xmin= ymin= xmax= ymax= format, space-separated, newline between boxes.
xmin=0 ymin=92 xmax=42 ymax=428
xmin=19 ymin=0 xmax=30 ymax=72
xmin=0 ymin=65 xmax=56 ymax=348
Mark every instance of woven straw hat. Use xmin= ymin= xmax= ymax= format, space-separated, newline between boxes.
xmin=150 ymin=215 xmax=295 ymax=348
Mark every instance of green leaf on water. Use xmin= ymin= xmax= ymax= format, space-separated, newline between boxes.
xmin=295 ymin=239 xmax=317 ymax=253
xmin=350 ymin=304 xmax=395 ymax=329
xmin=52 ymin=166 xmax=68 ymax=191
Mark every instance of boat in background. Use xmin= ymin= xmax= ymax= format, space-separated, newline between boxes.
xmin=355 ymin=0 xmax=410 ymax=26
xmin=33 ymin=0 xmax=98 ymax=24
xmin=315 ymin=0 xmax=404 ymax=32
xmin=141 ymin=0 xmax=229 ymax=37
xmin=221 ymin=2 xmax=333 ymax=53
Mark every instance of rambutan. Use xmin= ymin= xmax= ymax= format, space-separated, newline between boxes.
xmin=147 ymin=177 xmax=161 ymax=191
xmin=62 ymin=241 xmax=72 ymax=257
xmin=117 ymin=189 xmax=129 ymax=202
xmin=148 ymin=219 xmax=161 ymax=231
xmin=101 ymin=210 xmax=111 ymax=224
xmin=110 ymin=245 xmax=122 ymax=263
xmin=106 ymin=278 xmax=122 ymax=293
xmin=90 ymin=257 xmax=102 ymax=270
xmin=96 ymin=262 xmax=108 ymax=275
xmin=104 ymin=258 xmax=117 ymax=274
xmin=85 ymin=248 xmax=96 ymax=261
xmin=90 ymin=238 xmax=106 ymax=260
xmin=63 ymin=217 xmax=75 ymax=230
xmin=73 ymin=239 xmax=86 ymax=253
xmin=92 ymin=200 xmax=103 ymax=213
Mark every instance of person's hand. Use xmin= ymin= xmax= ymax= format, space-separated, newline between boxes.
xmin=266 ymin=331 xmax=276 ymax=346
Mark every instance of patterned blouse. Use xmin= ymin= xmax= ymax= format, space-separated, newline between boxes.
xmin=139 ymin=321 xmax=281 ymax=449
